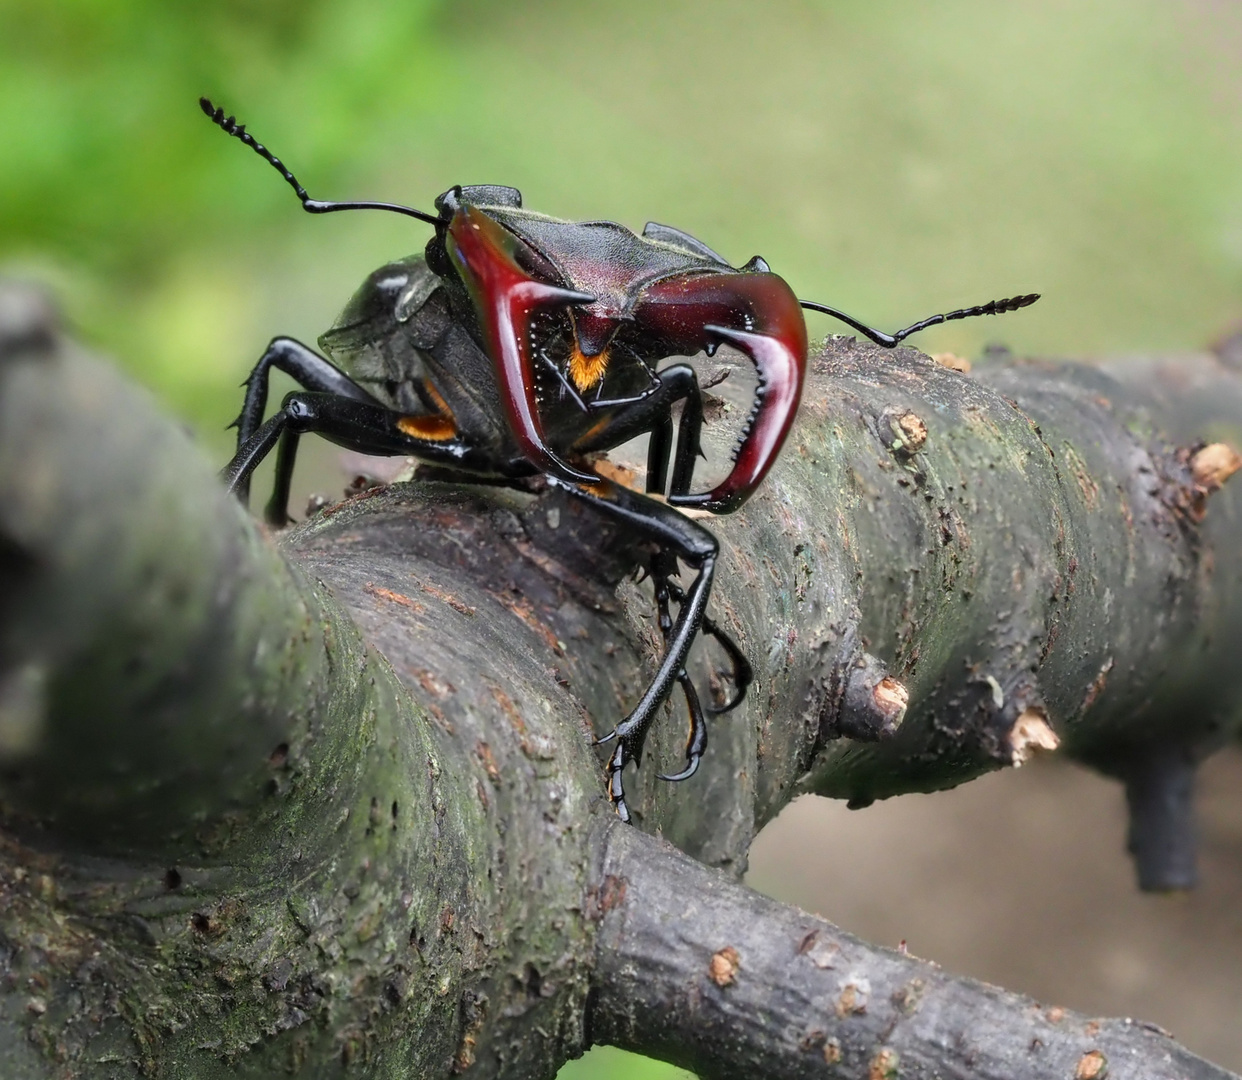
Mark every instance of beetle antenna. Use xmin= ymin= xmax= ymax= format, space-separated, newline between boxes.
xmin=199 ymin=97 xmax=440 ymax=226
xmin=800 ymin=292 xmax=1040 ymax=348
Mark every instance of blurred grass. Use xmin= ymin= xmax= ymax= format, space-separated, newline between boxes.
xmin=557 ymin=1046 xmax=695 ymax=1080
xmin=3 ymin=1 xmax=1242 ymax=1075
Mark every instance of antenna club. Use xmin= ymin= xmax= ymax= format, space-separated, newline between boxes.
xmin=200 ymin=97 xmax=235 ymax=133
xmin=197 ymin=96 xmax=439 ymax=226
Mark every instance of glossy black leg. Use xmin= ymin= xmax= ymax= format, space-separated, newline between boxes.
xmin=554 ymin=477 xmax=718 ymax=821
xmin=586 ymin=364 xmax=662 ymax=410
xmin=574 ymin=362 xmax=747 ymax=720
xmin=646 ymin=410 xmax=675 ymax=497
xmin=222 ymin=411 xmax=286 ymax=495
xmin=264 ymin=426 xmax=301 ymax=527
xmin=232 ymin=337 xmax=381 ymax=502
xmin=665 ymin=579 xmax=752 ymax=714
xmin=222 ymin=391 xmax=484 ymax=523
xmin=663 ymin=365 xmax=704 ymax=499
xmin=658 ymin=675 xmax=707 ymax=782
xmin=572 ymin=363 xmax=704 ymax=497
xmin=650 ymin=554 xmax=709 ymax=784
xmin=640 ymin=366 xmax=747 ymax=712
xmin=534 ymin=347 xmax=591 ymax=413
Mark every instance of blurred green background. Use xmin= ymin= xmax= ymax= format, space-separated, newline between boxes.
xmin=4 ymin=1 xmax=1242 ymax=1075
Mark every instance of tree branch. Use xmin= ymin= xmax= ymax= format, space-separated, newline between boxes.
xmin=590 ymin=822 xmax=1233 ymax=1080
xmin=1 ymin=280 xmax=1239 ymax=1078
xmin=0 ymin=284 xmax=368 ymax=857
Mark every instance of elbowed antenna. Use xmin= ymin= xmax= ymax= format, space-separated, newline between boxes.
xmin=800 ymin=292 xmax=1040 ymax=348
xmin=199 ymin=97 xmax=440 ymax=226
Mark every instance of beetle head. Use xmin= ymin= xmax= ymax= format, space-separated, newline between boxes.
xmin=431 ymin=186 xmax=736 ymax=364
xmin=435 ymin=194 xmax=736 ymax=484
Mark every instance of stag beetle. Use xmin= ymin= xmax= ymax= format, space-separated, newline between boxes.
xmin=201 ymin=98 xmax=1038 ymax=821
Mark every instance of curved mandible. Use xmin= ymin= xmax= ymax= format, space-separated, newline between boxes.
xmin=633 ymin=271 xmax=808 ymax=513
xmin=445 ymin=206 xmax=598 ymax=483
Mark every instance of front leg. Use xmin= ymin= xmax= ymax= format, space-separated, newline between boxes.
xmin=665 ymin=578 xmax=754 ymax=714
xmin=553 ymin=477 xmax=718 ymax=822
xmin=571 ymin=362 xmax=704 ymax=497
xmin=650 ymin=551 xmax=709 ymax=784
xmin=574 ymin=364 xmax=752 ymax=709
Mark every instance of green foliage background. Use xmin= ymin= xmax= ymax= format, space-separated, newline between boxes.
xmin=3 ymin=1 xmax=1241 ymax=1075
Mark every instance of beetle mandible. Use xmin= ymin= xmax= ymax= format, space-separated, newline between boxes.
xmin=201 ymin=98 xmax=1038 ymax=821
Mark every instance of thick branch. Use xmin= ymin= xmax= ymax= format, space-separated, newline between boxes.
xmin=1 ymin=280 xmax=1240 ymax=1078
xmin=0 ymin=286 xmax=510 ymax=1076
xmin=0 ymin=284 xmax=358 ymax=856
xmin=624 ymin=342 xmax=1242 ymax=888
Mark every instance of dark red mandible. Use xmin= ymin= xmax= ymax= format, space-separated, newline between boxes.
xmin=447 ymin=203 xmax=807 ymax=511
xmin=445 ymin=205 xmax=597 ymax=484
xmin=634 ymin=272 xmax=807 ymax=513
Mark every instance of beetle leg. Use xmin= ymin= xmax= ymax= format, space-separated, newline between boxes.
xmin=231 ymin=337 xmax=381 ymax=503
xmin=264 ymin=424 xmax=301 ymax=526
xmin=665 ymin=579 xmax=753 ymax=714
xmin=569 ymin=364 xmax=749 ymax=708
xmin=222 ymin=391 xmax=488 ymax=526
xmin=534 ymin=345 xmax=660 ymax=417
xmin=586 ymin=364 xmax=663 ymax=411
xmin=605 ymin=741 xmax=632 ymax=823
xmin=570 ymin=363 xmax=704 ymax=497
xmin=533 ymin=346 xmax=591 ymax=412
xmin=659 ymin=365 xmax=706 ymax=500
xmin=551 ymin=476 xmax=718 ymax=821
xmin=656 ymin=674 xmax=707 ymax=783
xmin=650 ymin=554 xmax=709 ymax=784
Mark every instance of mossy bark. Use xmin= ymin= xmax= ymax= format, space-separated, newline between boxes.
xmin=0 ymin=282 xmax=1239 ymax=1078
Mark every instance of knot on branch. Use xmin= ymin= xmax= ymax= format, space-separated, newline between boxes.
xmin=813 ymin=638 xmax=908 ymax=746
xmin=1168 ymin=441 xmax=1241 ymax=524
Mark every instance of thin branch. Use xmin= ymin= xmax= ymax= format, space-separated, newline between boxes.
xmin=589 ymin=822 xmax=1234 ymax=1080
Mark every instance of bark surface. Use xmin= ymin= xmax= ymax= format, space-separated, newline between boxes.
xmin=0 ymin=280 xmax=1239 ymax=1078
